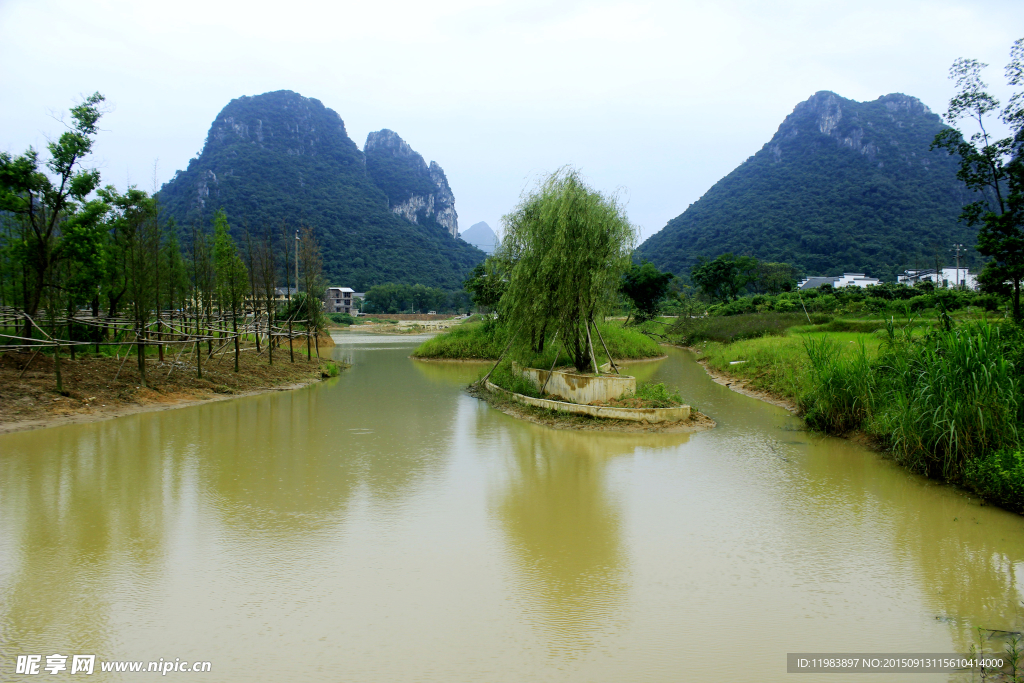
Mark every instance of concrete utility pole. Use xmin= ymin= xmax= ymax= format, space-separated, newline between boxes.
xmin=952 ymin=243 xmax=964 ymax=288
xmin=295 ymin=230 xmax=300 ymax=295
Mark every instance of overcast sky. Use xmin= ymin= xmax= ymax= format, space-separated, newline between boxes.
xmin=2 ymin=0 xmax=1022 ymax=242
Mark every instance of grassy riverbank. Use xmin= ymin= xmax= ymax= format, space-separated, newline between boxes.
xmin=687 ymin=313 xmax=1024 ymax=513
xmin=411 ymin=319 xmax=663 ymax=361
xmin=0 ymin=347 xmax=344 ymax=434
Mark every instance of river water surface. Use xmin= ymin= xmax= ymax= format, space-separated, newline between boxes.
xmin=1 ymin=334 xmax=1022 ymax=681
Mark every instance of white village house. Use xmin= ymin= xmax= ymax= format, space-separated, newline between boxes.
xmin=798 ymin=273 xmax=881 ymax=290
xmin=325 ymin=287 xmax=357 ymax=315
xmin=897 ymin=268 xmax=979 ymax=290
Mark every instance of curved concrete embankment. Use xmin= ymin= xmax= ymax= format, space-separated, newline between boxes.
xmin=484 ymin=381 xmax=690 ymax=423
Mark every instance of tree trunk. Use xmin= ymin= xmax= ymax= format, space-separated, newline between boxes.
xmin=233 ymin=312 xmax=240 ymax=373
xmin=1014 ymin=279 xmax=1021 ymax=323
xmin=137 ymin=326 xmax=147 ymax=388
xmin=585 ymin=318 xmax=600 ymax=375
xmin=289 ymin=318 xmax=294 ymax=363
xmin=92 ymin=295 xmax=101 ymax=354
xmin=267 ymin=299 xmax=274 ymax=366
xmin=54 ymin=343 xmax=65 ymax=395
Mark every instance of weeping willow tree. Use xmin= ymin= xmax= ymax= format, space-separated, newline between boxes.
xmin=497 ymin=168 xmax=637 ymax=373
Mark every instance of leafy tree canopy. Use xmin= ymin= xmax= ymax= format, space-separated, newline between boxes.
xmin=691 ymin=253 xmax=758 ymax=302
xmin=497 ymin=168 xmax=637 ymax=372
xmin=620 ymin=261 xmax=673 ymax=322
xmin=933 ymin=39 xmax=1024 ymax=321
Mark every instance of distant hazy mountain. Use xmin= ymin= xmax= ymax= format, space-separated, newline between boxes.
xmin=637 ymin=91 xmax=980 ymax=280
xmin=460 ymin=221 xmax=497 ymax=254
xmin=157 ymin=90 xmax=483 ymax=290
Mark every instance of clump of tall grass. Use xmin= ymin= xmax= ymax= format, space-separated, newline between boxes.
xmin=874 ymin=324 xmax=1021 ymax=479
xmin=800 ymin=337 xmax=873 ymax=434
xmin=796 ymin=322 xmax=1022 ymax=483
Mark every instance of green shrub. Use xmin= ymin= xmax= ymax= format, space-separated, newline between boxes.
xmin=329 ymin=312 xmax=355 ymax=325
xmin=964 ymin=448 xmax=1024 ymax=513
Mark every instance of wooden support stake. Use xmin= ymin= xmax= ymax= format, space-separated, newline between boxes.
xmin=479 ymin=325 xmax=521 ymax=387
xmin=539 ymin=332 xmax=562 ymax=395
xmin=585 ymin=319 xmax=600 ymax=375
xmin=592 ymin=320 xmax=620 ymax=374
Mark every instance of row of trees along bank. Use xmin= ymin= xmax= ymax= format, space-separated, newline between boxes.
xmin=0 ymin=93 xmax=329 ymax=395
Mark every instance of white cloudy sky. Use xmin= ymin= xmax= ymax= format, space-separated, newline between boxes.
xmin=1 ymin=0 xmax=1022 ymax=242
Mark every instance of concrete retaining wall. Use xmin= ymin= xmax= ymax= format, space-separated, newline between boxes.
xmin=513 ymin=363 xmax=635 ymax=404
xmin=486 ymin=381 xmax=690 ymax=423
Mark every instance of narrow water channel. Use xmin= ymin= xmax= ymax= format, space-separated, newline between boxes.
xmin=1 ymin=335 xmax=1021 ymax=681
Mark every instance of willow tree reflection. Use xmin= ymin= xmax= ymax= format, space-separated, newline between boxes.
xmin=491 ymin=424 xmax=639 ymax=649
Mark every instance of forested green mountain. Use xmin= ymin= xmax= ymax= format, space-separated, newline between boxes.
xmin=637 ymin=91 xmax=982 ymax=281
xmin=157 ymin=90 xmax=483 ymax=290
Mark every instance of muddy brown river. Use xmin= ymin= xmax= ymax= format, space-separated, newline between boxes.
xmin=1 ymin=335 xmax=1021 ymax=681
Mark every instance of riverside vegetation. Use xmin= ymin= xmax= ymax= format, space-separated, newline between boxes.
xmin=671 ymin=305 xmax=1024 ymax=514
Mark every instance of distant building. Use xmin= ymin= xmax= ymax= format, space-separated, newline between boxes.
xmin=897 ymin=268 xmax=978 ymax=290
xmin=273 ymin=287 xmax=298 ymax=301
xmin=798 ymin=273 xmax=881 ymax=290
xmin=326 ymin=287 xmax=356 ymax=314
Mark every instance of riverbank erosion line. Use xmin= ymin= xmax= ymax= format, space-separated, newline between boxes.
xmin=0 ymin=349 xmax=344 ymax=435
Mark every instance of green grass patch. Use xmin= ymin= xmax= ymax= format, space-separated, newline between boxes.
xmin=485 ymin=359 xmax=543 ymax=397
xmin=413 ymin=320 xmax=661 ymax=362
xmin=669 ymin=312 xmax=831 ymax=345
xmin=412 ymin=322 xmax=508 ymax=359
xmin=628 ymin=381 xmax=683 ymax=408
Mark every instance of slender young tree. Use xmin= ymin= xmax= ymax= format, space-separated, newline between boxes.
xmin=213 ymin=210 xmax=248 ymax=372
xmin=242 ymin=224 xmax=260 ymax=354
xmin=100 ymin=186 xmax=159 ymax=387
xmin=281 ymin=220 xmax=294 ymax=362
xmin=255 ymin=226 xmax=277 ymax=365
xmin=162 ymin=219 xmax=188 ymax=345
xmin=298 ymin=225 xmax=325 ymax=361
xmin=932 ymin=39 xmax=1024 ymax=321
xmin=0 ymin=93 xmax=106 ymax=340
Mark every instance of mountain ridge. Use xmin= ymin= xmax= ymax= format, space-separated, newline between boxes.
xmin=636 ymin=90 xmax=980 ymax=280
xmin=157 ymin=90 xmax=483 ymax=290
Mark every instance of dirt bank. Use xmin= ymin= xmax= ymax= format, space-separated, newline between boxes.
xmin=0 ymin=348 xmax=340 ymax=436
